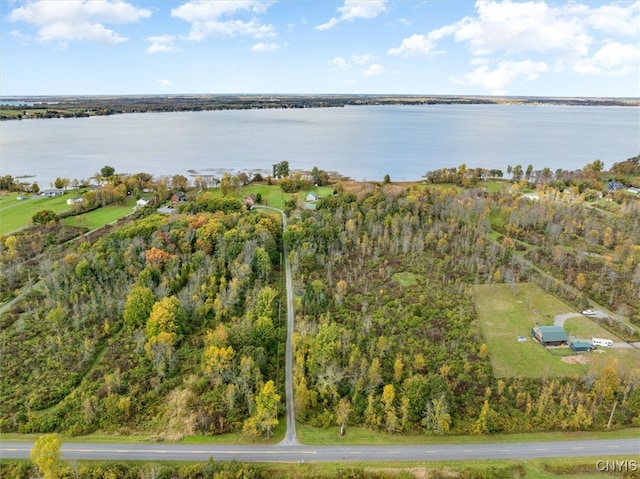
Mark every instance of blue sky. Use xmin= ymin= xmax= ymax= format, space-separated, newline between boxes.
xmin=2 ymin=0 xmax=639 ymax=97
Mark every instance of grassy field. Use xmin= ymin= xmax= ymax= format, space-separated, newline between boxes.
xmin=0 ymin=191 xmax=139 ymax=235
xmin=221 ymin=184 xmax=336 ymax=210
xmin=474 ymin=283 xmax=640 ymax=378
xmin=296 ymin=424 xmax=640 ymax=446
xmin=62 ymin=198 xmax=136 ymax=231
xmin=0 ymin=192 xmax=74 ymax=234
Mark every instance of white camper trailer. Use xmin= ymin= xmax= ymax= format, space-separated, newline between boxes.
xmin=592 ymin=338 xmax=614 ymax=347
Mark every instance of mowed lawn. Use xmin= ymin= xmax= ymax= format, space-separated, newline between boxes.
xmin=562 ymin=315 xmax=640 ymax=373
xmin=474 ymin=283 xmax=588 ymax=378
xmin=0 ymin=192 xmax=73 ymax=234
xmin=63 ymin=197 xmax=136 ymax=231
xmin=213 ymin=184 xmax=336 ymax=210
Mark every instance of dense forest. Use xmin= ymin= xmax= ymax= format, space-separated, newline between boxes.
xmin=285 ymin=182 xmax=640 ymax=434
xmin=0 ymin=208 xmax=285 ymax=437
xmin=0 ymin=155 xmax=639 ymax=440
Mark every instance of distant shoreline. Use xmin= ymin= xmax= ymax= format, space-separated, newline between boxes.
xmin=1 ymin=94 xmax=638 ymax=121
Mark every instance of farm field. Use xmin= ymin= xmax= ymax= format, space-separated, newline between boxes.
xmin=474 ymin=283 xmax=640 ymax=378
xmin=0 ymin=192 xmax=73 ymax=234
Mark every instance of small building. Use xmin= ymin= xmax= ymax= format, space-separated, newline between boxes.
xmin=136 ymin=198 xmax=150 ymax=208
xmin=570 ymin=340 xmax=593 ymax=353
xmin=171 ymin=191 xmax=187 ymax=203
xmin=532 ymin=325 xmax=568 ymax=346
xmin=66 ymin=196 xmax=83 ymax=205
xmin=305 ymin=191 xmax=319 ymax=202
xmin=42 ymin=188 xmax=64 ymax=197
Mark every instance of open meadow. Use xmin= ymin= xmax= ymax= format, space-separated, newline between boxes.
xmin=0 ymin=192 xmax=73 ymax=234
xmin=474 ymin=283 xmax=640 ymax=378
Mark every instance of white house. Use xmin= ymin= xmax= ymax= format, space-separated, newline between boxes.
xmin=66 ymin=196 xmax=83 ymax=206
xmin=305 ymin=191 xmax=319 ymax=202
xmin=136 ymin=198 xmax=150 ymax=208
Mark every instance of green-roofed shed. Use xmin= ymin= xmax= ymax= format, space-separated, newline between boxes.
xmin=570 ymin=340 xmax=593 ymax=353
xmin=532 ymin=326 xmax=568 ymax=346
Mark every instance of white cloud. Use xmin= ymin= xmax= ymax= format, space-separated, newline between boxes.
xmin=451 ymin=60 xmax=549 ymax=95
xmin=583 ymin=2 xmax=640 ymax=37
xmin=388 ymin=33 xmax=434 ymax=56
xmin=8 ymin=0 xmax=151 ymax=45
xmin=453 ymin=1 xmax=592 ymax=57
xmin=389 ymin=1 xmax=640 ymax=93
xmin=351 ymin=53 xmax=375 ymax=64
xmin=172 ymin=0 xmax=276 ymax=41
xmin=388 ymin=21 xmax=463 ymax=56
xmin=330 ymin=53 xmax=377 ymax=70
xmin=331 ymin=56 xmax=351 ymax=70
xmin=251 ymin=42 xmax=280 ymax=52
xmin=156 ymin=79 xmax=173 ymax=89
xmin=363 ymin=63 xmax=385 ymax=77
xmin=573 ymin=42 xmax=640 ymax=76
xmin=146 ymin=35 xmax=181 ymax=54
xmin=316 ymin=0 xmax=387 ymax=31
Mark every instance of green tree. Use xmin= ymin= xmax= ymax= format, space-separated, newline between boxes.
xmin=100 ymin=165 xmax=115 ymax=182
xmin=172 ymin=174 xmax=189 ymax=191
xmin=243 ymin=380 xmax=280 ymax=438
xmin=220 ymin=173 xmax=232 ymax=196
xmin=32 ymin=209 xmax=58 ymax=225
xmin=272 ymin=160 xmax=290 ymax=179
xmin=123 ymin=285 xmax=155 ymax=330
xmin=31 ymin=433 xmax=62 ymax=479
xmin=146 ymin=296 xmax=186 ymax=341
xmin=383 ymin=174 xmax=391 ymax=185
xmin=336 ymin=396 xmax=352 ymax=436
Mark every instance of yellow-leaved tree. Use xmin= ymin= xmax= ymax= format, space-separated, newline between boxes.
xmin=31 ymin=433 xmax=62 ymax=479
xmin=243 ymin=380 xmax=280 ymax=438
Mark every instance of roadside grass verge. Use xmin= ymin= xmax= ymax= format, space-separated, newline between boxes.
xmin=1 ymin=456 xmax=634 ymax=479
xmin=2 ymin=426 xmax=638 ymax=445
xmin=296 ymin=425 xmax=640 ymax=446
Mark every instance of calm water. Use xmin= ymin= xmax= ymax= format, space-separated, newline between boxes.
xmin=1 ymin=104 xmax=639 ymax=186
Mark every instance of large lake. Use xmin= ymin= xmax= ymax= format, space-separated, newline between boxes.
xmin=1 ymin=104 xmax=639 ymax=186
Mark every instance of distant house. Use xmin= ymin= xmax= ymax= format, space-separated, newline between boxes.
xmin=532 ymin=325 xmax=568 ymax=346
xmin=305 ymin=191 xmax=319 ymax=202
xmin=136 ymin=198 xmax=150 ymax=209
xmin=522 ymin=193 xmax=539 ymax=201
xmin=42 ymin=188 xmax=64 ymax=197
xmin=628 ymin=187 xmax=640 ymax=194
xmin=607 ymin=180 xmax=625 ymax=191
xmin=66 ymin=196 xmax=83 ymax=206
xmin=171 ymin=191 xmax=187 ymax=203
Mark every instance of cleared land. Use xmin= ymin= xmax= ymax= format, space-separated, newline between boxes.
xmin=0 ymin=192 xmax=73 ymax=234
xmin=62 ymin=198 xmax=136 ymax=230
xmin=474 ymin=283 xmax=640 ymax=378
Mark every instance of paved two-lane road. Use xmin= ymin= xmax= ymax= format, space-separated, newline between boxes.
xmin=1 ymin=439 xmax=638 ymax=463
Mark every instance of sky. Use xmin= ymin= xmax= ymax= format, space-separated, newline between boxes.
xmin=1 ymin=0 xmax=639 ymax=97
